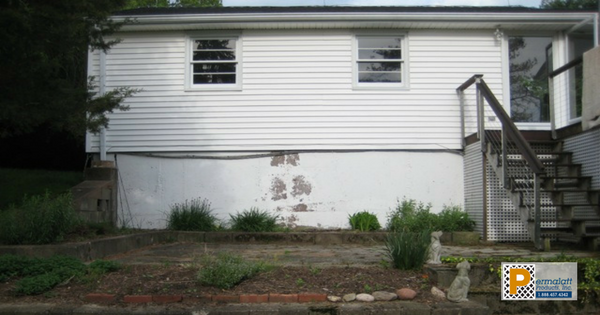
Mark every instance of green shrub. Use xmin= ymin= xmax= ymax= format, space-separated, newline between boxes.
xmin=0 ymin=192 xmax=81 ymax=245
xmin=229 ymin=207 xmax=279 ymax=232
xmin=348 ymin=211 xmax=381 ymax=231
xmin=386 ymin=199 xmax=474 ymax=233
xmin=0 ymin=255 xmax=30 ymax=282
xmin=437 ymin=205 xmax=475 ymax=232
xmin=197 ymin=253 xmax=270 ymax=289
xmin=387 ymin=198 xmax=436 ymax=232
xmin=0 ymin=255 xmax=121 ymax=296
xmin=14 ymin=273 xmax=63 ymax=296
xmin=3 ymin=255 xmax=86 ymax=296
xmin=167 ymin=198 xmax=217 ymax=231
xmin=385 ymin=230 xmax=431 ymax=270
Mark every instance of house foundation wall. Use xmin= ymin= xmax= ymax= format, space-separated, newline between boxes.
xmin=563 ymin=127 xmax=600 ymax=190
xmin=110 ymin=151 xmax=464 ymax=229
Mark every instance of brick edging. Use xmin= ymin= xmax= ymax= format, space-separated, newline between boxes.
xmin=86 ymin=293 xmax=328 ymax=304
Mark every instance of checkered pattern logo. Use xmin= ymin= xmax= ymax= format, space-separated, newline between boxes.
xmin=502 ymin=263 xmax=535 ymax=300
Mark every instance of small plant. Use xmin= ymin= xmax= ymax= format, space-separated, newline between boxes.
xmin=0 ymin=193 xmax=81 ymax=245
xmin=437 ymin=205 xmax=475 ymax=232
xmin=167 ymin=198 xmax=217 ymax=231
xmin=197 ymin=253 xmax=271 ymax=289
xmin=363 ymin=284 xmax=372 ymax=293
xmin=386 ymin=198 xmax=474 ymax=233
xmin=88 ymin=260 xmax=121 ymax=274
xmin=229 ymin=207 xmax=279 ymax=232
xmin=296 ymin=278 xmax=306 ymax=287
xmin=385 ymin=230 xmax=430 ymax=270
xmin=309 ymin=265 xmax=321 ymax=275
xmin=348 ymin=211 xmax=381 ymax=231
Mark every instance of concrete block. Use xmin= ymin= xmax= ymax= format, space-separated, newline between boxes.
xmin=315 ymin=233 xmax=343 ymax=245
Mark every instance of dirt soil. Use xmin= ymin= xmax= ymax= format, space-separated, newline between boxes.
xmin=0 ymin=264 xmax=437 ymax=306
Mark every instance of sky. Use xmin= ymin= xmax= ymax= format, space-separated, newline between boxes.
xmin=222 ymin=0 xmax=543 ymax=7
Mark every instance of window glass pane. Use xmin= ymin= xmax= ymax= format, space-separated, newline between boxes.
xmin=359 ymin=72 xmax=401 ymax=83
xmin=193 ymin=63 xmax=236 ymax=74
xmin=508 ymin=36 xmax=552 ymax=122
xmin=358 ymin=62 xmax=401 ymax=72
xmin=193 ymin=51 xmax=236 ymax=61
xmin=194 ymin=74 xmax=236 ymax=84
xmin=359 ymin=49 xmax=401 ymax=60
xmin=194 ymin=39 xmax=235 ymax=50
xmin=358 ymin=37 xmax=401 ymax=49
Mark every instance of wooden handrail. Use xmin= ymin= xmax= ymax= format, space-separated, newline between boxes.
xmin=476 ymin=80 xmax=545 ymax=174
xmin=456 ymin=74 xmax=483 ymax=92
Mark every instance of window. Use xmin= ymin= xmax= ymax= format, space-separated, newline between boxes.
xmin=354 ymin=35 xmax=406 ymax=88
xmin=187 ymin=35 xmax=241 ymax=90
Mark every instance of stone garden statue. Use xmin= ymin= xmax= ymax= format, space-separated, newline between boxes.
xmin=426 ymin=231 xmax=443 ymax=264
xmin=447 ymin=260 xmax=471 ymax=302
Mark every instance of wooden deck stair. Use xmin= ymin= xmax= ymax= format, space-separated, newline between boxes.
xmin=486 ymin=139 xmax=600 ymax=249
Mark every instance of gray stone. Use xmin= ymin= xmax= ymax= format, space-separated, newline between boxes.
xmin=342 ymin=293 xmax=356 ymax=302
xmin=447 ymin=260 xmax=471 ymax=303
xmin=426 ymin=231 xmax=443 ymax=264
xmin=431 ymin=286 xmax=446 ymax=300
xmin=396 ymin=288 xmax=417 ymax=300
xmin=327 ymin=295 xmax=342 ymax=302
xmin=355 ymin=293 xmax=375 ymax=302
xmin=372 ymin=291 xmax=397 ymax=301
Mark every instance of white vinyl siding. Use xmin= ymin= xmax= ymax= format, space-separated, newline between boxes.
xmin=88 ymin=30 xmax=503 ymax=153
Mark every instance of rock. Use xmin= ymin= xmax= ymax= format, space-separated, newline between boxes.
xmin=396 ymin=288 xmax=417 ymax=300
xmin=356 ymin=293 xmax=375 ymax=302
xmin=372 ymin=291 xmax=397 ymax=301
xmin=342 ymin=293 xmax=356 ymax=302
xmin=327 ymin=295 xmax=342 ymax=302
xmin=431 ymin=286 xmax=446 ymax=300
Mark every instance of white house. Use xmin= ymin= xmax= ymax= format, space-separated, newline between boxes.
xmin=87 ymin=6 xmax=600 ymax=244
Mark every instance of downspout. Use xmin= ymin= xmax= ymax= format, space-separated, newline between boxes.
xmin=99 ymin=50 xmax=107 ymax=161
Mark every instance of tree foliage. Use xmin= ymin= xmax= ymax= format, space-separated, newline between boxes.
xmin=123 ymin=0 xmax=222 ymax=9
xmin=540 ymin=0 xmax=598 ymax=10
xmin=0 ymin=0 xmax=132 ymax=138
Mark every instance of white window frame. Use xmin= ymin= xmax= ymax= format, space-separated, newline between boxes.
xmin=352 ymin=31 xmax=408 ymax=90
xmin=185 ymin=32 xmax=242 ymax=91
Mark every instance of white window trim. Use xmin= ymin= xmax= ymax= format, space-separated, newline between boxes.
xmin=185 ymin=31 xmax=242 ymax=91
xmin=352 ymin=31 xmax=409 ymax=90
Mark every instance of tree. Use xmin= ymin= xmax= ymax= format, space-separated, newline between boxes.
xmin=540 ymin=0 xmax=598 ymax=10
xmin=0 ymin=0 xmax=134 ymax=139
xmin=122 ymin=0 xmax=222 ymax=9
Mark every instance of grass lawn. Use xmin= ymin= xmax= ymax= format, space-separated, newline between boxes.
xmin=0 ymin=168 xmax=83 ymax=209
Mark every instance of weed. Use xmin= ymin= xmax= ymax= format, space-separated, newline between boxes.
xmin=167 ymin=198 xmax=217 ymax=231
xmin=0 ymin=193 xmax=81 ymax=245
xmin=363 ymin=284 xmax=372 ymax=293
xmin=229 ymin=207 xmax=279 ymax=232
xmin=378 ymin=259 xmax=391 ymax=269
xmin=296 ymin=278 xmax=306 ymax=287
xmin=385 ymin=230 xmax=430 ymax=270
xmin=88 ymin=260 xmax=121 ymax=274
xmin=348 ymin=211 xmax=381 ymax=231
xmin=309 ymin=265 xmax=321 ymax=275
xmin=197 ymin=253 xmax=271 ymax=289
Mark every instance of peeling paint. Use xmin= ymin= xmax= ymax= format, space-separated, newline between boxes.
xmin=283 ymin=214 xmax=299 ymax=228
xmin=270 ymin=155 xmax=285 ymax=167
xmin=270 ymin=154 xmax=300 ymax=167
xmin=286 ymin=154 xmax=300 ymax=166
xmin=291 ymin=175 xmax=312 ymax=197
xmin=293 ymin=203 xmax=311 ymax=212
xmin=270 ymin=177 xmax=287 ymax=201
